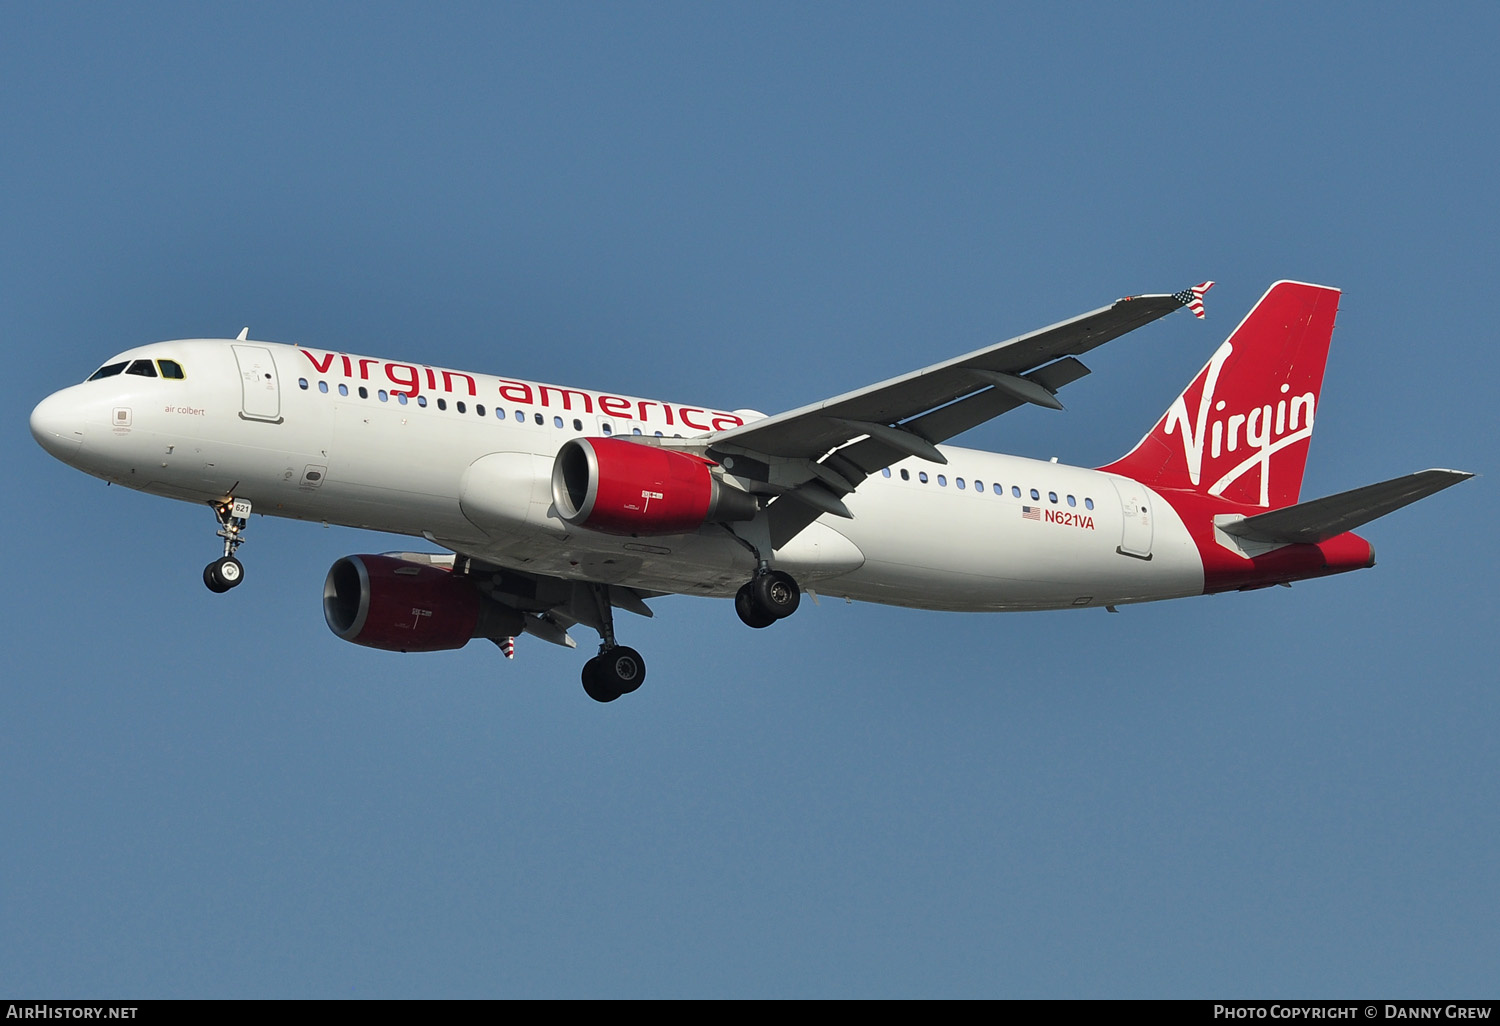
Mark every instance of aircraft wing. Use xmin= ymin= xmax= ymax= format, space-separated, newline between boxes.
xmin=705 ymin=284 xmax=1212 ymax=547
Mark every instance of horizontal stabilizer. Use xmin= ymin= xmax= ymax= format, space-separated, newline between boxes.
xmin=1221 ymin=469 xmax=1473 ymax=545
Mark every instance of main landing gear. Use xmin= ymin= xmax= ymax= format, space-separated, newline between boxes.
xmin=575 ymin=566 xmax=800 ymax=701
xmin=203 ymin=497 xmax=252 ymax=593
xmin=734 ymin=568 xmax=801 ymax=629
xmin=582 ymin=646 xmax=646 ymax=704
xmin=581 ymin=583 xmax=646 ymax=703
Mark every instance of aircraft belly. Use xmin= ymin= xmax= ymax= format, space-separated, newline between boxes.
xmin=455 ymin=451 xmax=863 ymax=594
xmin=436 ymin=527 xmax=758 ymax=596
xmin=771 ymin=522 xmax=866 ymax=578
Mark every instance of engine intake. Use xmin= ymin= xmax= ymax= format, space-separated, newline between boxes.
xmin=323 ymin=554 xmax=524 ymax=653
xmin=551 ymin=437 xmax=757 ymax=536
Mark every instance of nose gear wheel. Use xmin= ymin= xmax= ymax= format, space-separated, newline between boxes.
xmin=204 ymin=556 xmax=244 ymax=593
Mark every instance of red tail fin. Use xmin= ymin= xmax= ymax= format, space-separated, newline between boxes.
xmin=1099 ymin=281 xmax=1340 ymax=509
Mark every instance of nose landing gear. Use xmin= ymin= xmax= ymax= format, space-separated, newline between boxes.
xmin=204 ymin=497 xmax=252 ymax=593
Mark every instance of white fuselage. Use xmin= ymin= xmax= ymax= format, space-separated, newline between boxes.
xmin=31 ymin=338 xmax=1208 ymax=611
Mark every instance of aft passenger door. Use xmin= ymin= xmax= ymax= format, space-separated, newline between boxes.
xmin=1110 ymin=478 xmax=1154 ymax=560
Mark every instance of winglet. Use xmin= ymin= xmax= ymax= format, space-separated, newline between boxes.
xmin=236 ymin=327 xmax=250 ymax=341
xmin=1172 ymin=281 xmax=1215 ymax=319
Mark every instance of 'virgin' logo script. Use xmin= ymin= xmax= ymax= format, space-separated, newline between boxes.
xmin=1162 ymin=342 xmax=1316 ymax=507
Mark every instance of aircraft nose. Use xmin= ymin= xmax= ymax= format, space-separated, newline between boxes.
xmin=30 ymin=390 xmax=86 ymax=462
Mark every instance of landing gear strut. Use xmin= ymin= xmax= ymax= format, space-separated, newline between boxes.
xmin=735 ymin=568 xmax=800 ymax=628
xmin=580 ymin=583 xmax=646 ymax=703
xmin=204 ymin=497 xmax=251 ymax=593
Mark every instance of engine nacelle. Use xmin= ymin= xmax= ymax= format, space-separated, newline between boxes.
xmin=323 ymin=554 xmax=524 ymax=653
xmin=551 ymin=437 xmax=758 ymax=536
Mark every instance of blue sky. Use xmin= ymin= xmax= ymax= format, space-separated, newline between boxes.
xmin=3 ymin=2 xmax=1496 ymax=997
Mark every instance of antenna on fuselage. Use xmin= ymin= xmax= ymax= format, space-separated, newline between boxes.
xmin=236 ymin=327 xmax=249 ymax=341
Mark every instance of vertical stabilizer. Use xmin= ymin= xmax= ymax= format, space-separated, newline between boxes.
xmin=1099 ymin=281 xmax=1340 ymax=509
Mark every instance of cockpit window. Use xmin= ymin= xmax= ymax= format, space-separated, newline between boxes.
xmin=126 ymin=359 xmax=158 ymax=377
xmin=87 ymin=361 xmax=127 ymax=381
xmin=157 ymin=359 xmax=185 ymax=379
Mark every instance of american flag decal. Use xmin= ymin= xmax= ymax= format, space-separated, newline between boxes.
xmin=1172 ymin=280 xmax=1215 ymax=319
xmin=1021 ymin=506 xmax=1040 ymax=521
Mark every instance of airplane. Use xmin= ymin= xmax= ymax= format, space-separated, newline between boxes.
xmin=30 ymin=280 xmax=1471 ymax=702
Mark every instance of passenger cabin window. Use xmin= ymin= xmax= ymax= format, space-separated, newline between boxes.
xmin=157 ymin=360 xmax=185 ymax=379
xmin=126 ymin=359 xmax=157 ymax=377
xmin=88 ymin=361 xmax=127 ymax=381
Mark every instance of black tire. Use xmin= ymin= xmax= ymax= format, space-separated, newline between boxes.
xmin=203 ymin=557 xmax=243 ymax=592
xmin=203 ymin=561 xmax=230 ymax=593
xmin=735 ymin=582 xmax=777 ymax=628
xmin=597 ymin=645 xmax=646 ymax=695
xmin=751 ymin=570 xmax=800 ymax=619
xmin=581 ymin=658 xmax=622 ymax=703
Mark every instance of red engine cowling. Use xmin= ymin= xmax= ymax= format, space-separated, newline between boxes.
xmin=322 ymin=554 xmax=522 ymax=653
xmin=551 ymin=437 xmax=757 ymax=535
